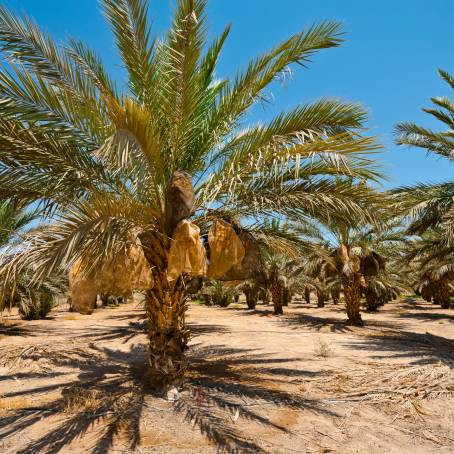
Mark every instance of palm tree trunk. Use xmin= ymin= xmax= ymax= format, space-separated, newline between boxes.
xmin=331 ymin=287 xmax=340 ymax=305
xmin=316 ymin=289 xmax=325 ymax=308
xmin=283 ymin=287 xmax=291 ymax=306
xmin=365 ymin=278 xmax=379 ymax=312
xmin=439 ymin=277 xmax=451 ymax=309
xmin=304 ymin=288 xmax=311 ymax=304
xmin=145 ymin=272 xmax=189 ymax=391
xmin=244 ymin=286 xmax=258 ymax=310
xmin=140 ymin=232 xmax=189 ymax=391
xmin=269 ymin=266 xmax=284 ymax=315
xmin=270 ymin=282 xmax=284 ymax=315
xmin=342 ymin=274 xmax=363 ymax=326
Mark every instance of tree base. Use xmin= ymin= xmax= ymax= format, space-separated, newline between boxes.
xmin=346 ymin=317 xmax=364 ymax=327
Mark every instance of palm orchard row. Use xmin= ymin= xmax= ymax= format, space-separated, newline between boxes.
xmin=0 ymin=0 xmax=452 ymax=391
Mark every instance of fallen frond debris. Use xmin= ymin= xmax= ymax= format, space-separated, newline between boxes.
xmin=315 ymin=362 xmax=454 ymax=419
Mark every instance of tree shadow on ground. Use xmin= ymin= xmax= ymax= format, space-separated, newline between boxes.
xmin=342 ymin=330 xmax=454 ymax=365
xmin=223 ymin=306 xmax=276 ymax=317
xmin=398 ymin=298 xmax=440 ymax=311
xmin=278 ymin=310 xmax=406 ymax=333
xmin=0 ymin=344 xmax=147 ymax=454
xmin=0 ymin=338 xmax=336 ymax=453
xmin=178 ymin=345 xmax=338 ymax=452
xmin=397 ymin=311 xmax=454 ymax=323
xmin=0 ymin=323 xmax=49 ymax=337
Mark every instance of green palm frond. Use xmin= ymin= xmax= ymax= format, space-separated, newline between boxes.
xmin=102 ymin=0 xmax=154 ymax=100
xmin=394 ymin=69 xmax=454 ymax=238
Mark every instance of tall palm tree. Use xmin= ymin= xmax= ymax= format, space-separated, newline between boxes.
xmin=394 ymin=69 xmax=454 ymax=240
xmin=0 ymin=0 xmax=381 ymax=389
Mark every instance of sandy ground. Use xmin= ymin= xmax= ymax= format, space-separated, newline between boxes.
xmin=0 ymin=297 xmax=453 ymax=454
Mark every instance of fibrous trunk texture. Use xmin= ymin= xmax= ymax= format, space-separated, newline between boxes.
xmin=269 ymin=268 xmax=284 ymax=315
xmin=145 ymin=273 xmax=189 ymax=391
xmin=270 ymin=284 xmax=283 ymax=314
xmin=141 ymin=232 xmax=189 ymax=391
xmin=343 ymin=274 xmax=363 ymax=326
xmin=283 ymin=287 xmax=291 ymax=306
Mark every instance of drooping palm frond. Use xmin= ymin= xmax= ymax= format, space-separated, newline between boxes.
xmin=394 ymin=69 xmax=454 ymax=239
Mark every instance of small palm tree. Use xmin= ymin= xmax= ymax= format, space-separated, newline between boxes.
xmin=0 ymin=0 xmax=380 ymax=389
xmin=0 ymin=201 xmax=66 ymax=319
xmin=300 ymin=214 xmax=404 ymax=324
xmin=404 ymin=229 xmax=454 ymax=308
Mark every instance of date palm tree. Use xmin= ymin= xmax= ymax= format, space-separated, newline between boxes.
xmin=404 ymin=229 xmax=454 ymax=308
xmin=300 ymin=214 xmax=404 ymax=324
xmin=0 ymin=0 xmax=381 ymax=389
xmin=394 ymin=69 xmax=454 ymax=240
xmin=0 ymin=200 xmax=66 ymax=320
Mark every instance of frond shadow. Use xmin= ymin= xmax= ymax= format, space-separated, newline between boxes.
xmin=1 ymin=344 xmax=148 ymax=454
xmin=342 ymin=330 xmax=454 ymax=365
xmin=174 ymin=345 xmax=338 ymax=453
xmin=279 ymin=312 xmax=353 ymax=333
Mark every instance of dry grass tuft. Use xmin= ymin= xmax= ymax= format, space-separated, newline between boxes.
xmin=62 ymin=386 xmax=106 ymax=414
xmin=313 ymin=337 xmax=332 ymax=358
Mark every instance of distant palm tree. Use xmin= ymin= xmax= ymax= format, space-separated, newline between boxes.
xmin=0 ymin=0 xmax=380 ymax=389
xmin=300 ymin=215 xmax=405 ymax=324
xmin=404 ymin=229 xmax=454 ymax=308
xmin=0 ymin=201 xmax=66 ymax=320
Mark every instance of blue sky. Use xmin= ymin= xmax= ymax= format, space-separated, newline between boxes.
xmin=6 ymin=0 xmax=454 ymax=189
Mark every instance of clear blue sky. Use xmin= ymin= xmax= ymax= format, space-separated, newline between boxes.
xmin=6 ymin=0 xmax=454 ymax=189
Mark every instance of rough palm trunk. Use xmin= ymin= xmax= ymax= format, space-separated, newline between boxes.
xmin=283 ymin=287 xmax=291 ymax=306
xmin=316 ymin=289 xmax=325 ymax=308
xmin=145 ymin=272 xmax=189 ymax=390
xmin=270 ymin=283 xmax=284 ymax=314
xmin=269 ymin=267 xmax=284 ymax=315
xmin=365 ymin=278 xmax=379 ymax=312
xmin=304 ymin=287 xmax=311 ymax=304
xmin=342 ymin=274 xmax=363 ymax=326
xmin=258 ymin=287 xmax=270 ymax=304
xmin=244 ymin=284 xmax=258 ymax=310
xmin=141 ymin=232 xmax=189 ymax=391
xmin=439 ymin=277 xmax=451 ymax=309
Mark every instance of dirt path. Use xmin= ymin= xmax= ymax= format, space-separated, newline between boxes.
xmin=1 ymin=298 xmax=453 ymax=453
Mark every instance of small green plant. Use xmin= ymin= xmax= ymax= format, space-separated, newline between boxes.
xmin=209 ymin=281 xmax=233 ymax=308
